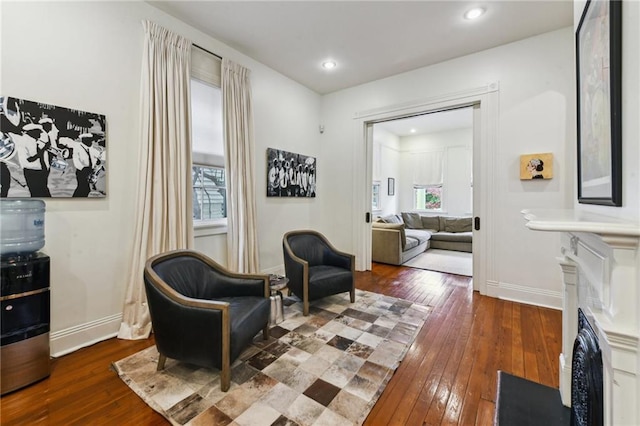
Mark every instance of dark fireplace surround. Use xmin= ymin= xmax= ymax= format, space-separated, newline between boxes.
xmin=571 ymin=308 xmax=603 ymax=426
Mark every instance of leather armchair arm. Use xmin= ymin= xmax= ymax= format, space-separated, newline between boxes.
xmin=283 ymin=238 xmax=307 ymax=296
xmin=324 ymin=249 xmax=353 ymax=270
xmin=317 ymin=234 xmax=354 ymax=270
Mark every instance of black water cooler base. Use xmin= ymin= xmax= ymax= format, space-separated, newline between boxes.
xmin=1 ymin=252 xmax=51 ymax=395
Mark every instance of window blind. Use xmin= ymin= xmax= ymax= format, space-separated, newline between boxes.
xmin=191 ymin=46 xmax=221 ymax=87
xmin=412 ymin=150 xmax=444 ymax=186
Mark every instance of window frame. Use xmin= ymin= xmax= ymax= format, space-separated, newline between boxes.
xmin=192 ymin=163 xmax=227 ymax=229
xmin=190 ymin=47 xmax=226 ymax=233
xmin=413 ymin=184 xmax=444 ymax=212
xmin=372 ymin=181 xmax=381 ymax=212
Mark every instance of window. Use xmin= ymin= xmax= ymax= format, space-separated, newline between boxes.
xmin=414 ymin=185 xmax=443 ymax=210
xmin=193 ymin=165 xmax=226 ymax=220
xmin=372 ymin=181 xmax=381 ymax=210
xmin=191 ymin=47 xmax=224 ymax=226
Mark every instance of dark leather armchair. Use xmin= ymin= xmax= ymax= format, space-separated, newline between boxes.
xmin=143 ymin=249 xmax=270 ymax=392
xmin=283 ymin=230 xmax=355 ymax=316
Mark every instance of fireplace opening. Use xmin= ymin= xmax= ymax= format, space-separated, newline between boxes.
xmin=571 ymin=309 xmax=603 ymax=426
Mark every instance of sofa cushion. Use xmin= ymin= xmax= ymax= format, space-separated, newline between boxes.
xmin=379 ymin=214 xmax=403 ymax=224
xmin=401 ymin=212 xmax=423 ymax=229
xmin=420 ymin=215 xmax=440 ymax=232
xmin=405 ymin=236 xmax=421 ymax=250
xmin=430 ymin=231 xmax=472 ymax=243
xmin=405 ymin=229 xmax=431 ymax=244
xmin=442 ymin=217 xmax=472 ymax=233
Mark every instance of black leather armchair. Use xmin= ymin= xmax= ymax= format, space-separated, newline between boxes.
xmin=143 ymin=249 xmax=270 ymax=392
xmin=283 ymin=230 xmax=355 ymax=316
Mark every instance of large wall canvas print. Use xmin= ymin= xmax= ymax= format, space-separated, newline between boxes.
xmin=576 ymin=0 xmax=622 ymax=206
xmin=267 ymin=148 xmax=316 ymax=197
xmin=1 ymin=96 xmax=106 ymax=198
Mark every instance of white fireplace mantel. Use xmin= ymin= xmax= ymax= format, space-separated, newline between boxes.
xmin=522 ymin=209 xmax=640 ymax=426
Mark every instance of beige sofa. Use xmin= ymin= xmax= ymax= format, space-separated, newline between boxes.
xmin=372 ymin=213 xmax=472 ymax=265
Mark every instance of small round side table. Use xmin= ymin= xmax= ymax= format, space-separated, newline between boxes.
xmin=268 ymin=274 xmax=289 ymax=325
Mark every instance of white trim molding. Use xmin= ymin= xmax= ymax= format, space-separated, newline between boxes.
xmin=488 ymin=280 xmax=563 ymax=310
xmin=50 ymin=313 xmax=122 ymax=358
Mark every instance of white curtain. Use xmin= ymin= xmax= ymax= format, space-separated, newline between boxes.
xmin=413 ymin=150 xmax=444 ymax=186
xmin=118 ymin=21 xmax=193 ymax=340
xmin=222 ymin=59 xmax=259 ymax=273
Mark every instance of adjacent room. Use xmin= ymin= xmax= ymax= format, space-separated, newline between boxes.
xmin=371 ymin=108 xmax=474 ymax=277
xmin=1 ymin=1 xmax=639 ymax=425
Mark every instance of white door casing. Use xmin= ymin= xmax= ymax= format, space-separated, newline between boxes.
xmin=352 ymin=82 xmax=499 ymax=295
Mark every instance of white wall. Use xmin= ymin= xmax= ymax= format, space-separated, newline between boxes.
xmin=320 ymin=28 xmax=575 ymax=308
xmin=0 ymin=1 xmax=321 ymax=355
xmin=398 ymin=127 xmax=472 ymax=216
xmin=372 ymin=127 xmax=400 ymax=217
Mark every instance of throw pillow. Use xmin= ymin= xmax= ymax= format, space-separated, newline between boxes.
xmin=443 ymin=217 xmax=472 ymax=233
xmin=401 ymin=212 xmax=422 ymax=229
xmin=420 ymin=215 xmax=440 ymax=232
xmin=379 ymin=214 xmax=403 ymax=224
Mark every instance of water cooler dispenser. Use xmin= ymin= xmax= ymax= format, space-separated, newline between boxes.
xmin=0 ymin=199 xmax=50 ymax=395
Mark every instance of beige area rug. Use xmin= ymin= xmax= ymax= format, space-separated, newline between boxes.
xmin=112 ymin=289 xmax=429 ymax=426
xmin=403 ymin=248 xmax=473 ymax=277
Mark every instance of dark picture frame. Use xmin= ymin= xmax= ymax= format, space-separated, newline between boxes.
xmin=388 ymin=177 xmax=395 ymax=196
xmin=576 ymin=0 xmax=622 ymax=206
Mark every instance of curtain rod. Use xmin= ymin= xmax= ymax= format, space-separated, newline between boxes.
xmin=194 ymin=43 xmax=222 ymax=60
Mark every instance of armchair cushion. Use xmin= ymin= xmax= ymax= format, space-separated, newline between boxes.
xmin=308 ymin=265 xmax=353 ymax=301
xmin=220 ymin=297 xmax=271 ymax=360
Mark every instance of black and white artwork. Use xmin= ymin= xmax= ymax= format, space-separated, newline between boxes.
xmin=267 ymin=147 xmax=316 ymax=197
xmin=0 ymin=96 xmax=106 ymax=198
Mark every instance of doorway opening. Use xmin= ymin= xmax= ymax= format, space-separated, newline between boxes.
xmin=370 ymin=107 xmax=474 ymax=277
xmin=352 ymin=83 xmax=499 ymax=295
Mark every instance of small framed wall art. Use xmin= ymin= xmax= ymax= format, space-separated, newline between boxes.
xmin=520 ymin=153 xmax=553 ymax=180
xmin=266 ymin=147 xmax=316 ymax=197
xmin=388 ymin=177 xmax=395 ymax=195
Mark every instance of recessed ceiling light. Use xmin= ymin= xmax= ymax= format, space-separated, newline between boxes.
xmin=322 ymin=61 xmax=337 ymax=70
xmin=464 ymin=7 xmax=485 ymax=20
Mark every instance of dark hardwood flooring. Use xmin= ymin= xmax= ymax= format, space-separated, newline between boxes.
xmin=0 ymin=263 xmax=561 ymax=425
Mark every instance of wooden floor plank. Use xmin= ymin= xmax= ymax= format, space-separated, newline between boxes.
xmin=0 ymin=263 xmax=563 ymax=425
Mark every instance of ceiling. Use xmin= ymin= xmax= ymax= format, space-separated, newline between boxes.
xmin=149 ymin=1 xmax=573 ymax=95
xmin=375 ymin=107 xmax=473 ymax=137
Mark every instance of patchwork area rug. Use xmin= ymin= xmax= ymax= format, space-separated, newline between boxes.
xmin=403 ymin=248 xmax=473 ymax=277
xmin=112 ymin=290 xmax=429 ymax=426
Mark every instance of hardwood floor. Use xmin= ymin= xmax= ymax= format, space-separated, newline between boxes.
xmin=0 ymin=263 xmax=561 ymax=425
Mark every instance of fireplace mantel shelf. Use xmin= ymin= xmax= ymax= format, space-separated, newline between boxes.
xmin=522 ymin=209 xmax=640 ymax=239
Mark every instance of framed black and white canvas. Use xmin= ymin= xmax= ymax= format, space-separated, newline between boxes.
xmin=0 ymin=96 xmax=107 ymax=198
xmin=266 ymin=147 xmax=316 ymax=197
xmin=576 ymin=0 xmax=622 ymax=206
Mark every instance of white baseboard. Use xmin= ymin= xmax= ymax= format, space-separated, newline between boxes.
xmin=50 ymin=313 xmax=122 ymax=358
xmin=486 ymin=280 xmax=500 ymax=298
xmin=492 ymin=281 xmax=563 ymax=310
